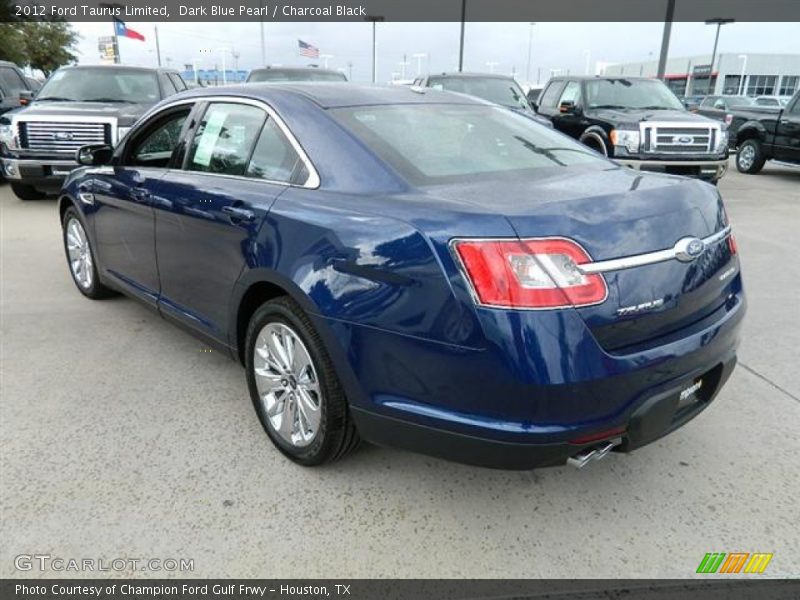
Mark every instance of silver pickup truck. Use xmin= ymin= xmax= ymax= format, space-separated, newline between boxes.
xmin=0 ymin=64 xmax=187 ymax=200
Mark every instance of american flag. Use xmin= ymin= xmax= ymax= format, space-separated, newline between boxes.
xmin=298 ymin=40 xmax=320 ymax=59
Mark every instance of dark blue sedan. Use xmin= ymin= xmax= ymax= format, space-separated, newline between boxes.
xmin=59 ymin=84 xmax=745 ymax=469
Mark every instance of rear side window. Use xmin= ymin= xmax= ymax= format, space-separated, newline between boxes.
xmin=700 ymin=96 xmax=718 ymax=107
xmin=188 ymin=103 xmax=266 ymax=176
xmin=246 ymin=118 xmax=305 ymax=184
xmin=538 ymin=81 xmax=564 ymax=109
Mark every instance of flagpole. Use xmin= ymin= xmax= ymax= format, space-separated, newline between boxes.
xmin=155 ymin=25 xmax=162 ymax=67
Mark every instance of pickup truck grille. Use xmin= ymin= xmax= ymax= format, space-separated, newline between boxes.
xmin=17 ymin=121 xmax=111 ymax=155
xmin=642 ymin=124 xmax=717 ymax=155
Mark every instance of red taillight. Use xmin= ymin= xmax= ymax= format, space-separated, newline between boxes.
xmin=452 ymin=238 xmax=608 ymax=309
xmin=569 ymin=426 xmax=627 ymax=445
xmin=728 ymin=233 xmax=738 ymax=254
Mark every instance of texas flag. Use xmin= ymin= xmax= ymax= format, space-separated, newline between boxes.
xmin=114 ymin=19 xmax=145 ymax=42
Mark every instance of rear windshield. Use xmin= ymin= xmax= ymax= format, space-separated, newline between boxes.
xmin=331 ymin=104 xmax=605 ymax=185
xmin=248 ymin=69 xmax=347 ymax=83
xmin=428 ymin=77 xmax=530 ymax=110
xmin=727 ymin=96 xmax=755 ymax=107
xmin=37 ymin=68 xmax=160 ymax=103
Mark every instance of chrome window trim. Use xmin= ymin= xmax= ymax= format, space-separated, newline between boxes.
xmin=131 ymin=95 xmax=320 ymax=189
xmin=578 ymin=225 xmax=732 ymax=274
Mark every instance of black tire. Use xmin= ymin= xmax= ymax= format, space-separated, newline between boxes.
xmin=245 ymin=296 xmax=360 ymax=466
xmin=579 ymin=134 xmax=608 ymax=156
xmin=61 ymin=206 xmax=116 ymax=299
xmin=736 ymin=139 xmax=766 ymax=174
xmin=11 ymin=182 xmax=47 ymax=200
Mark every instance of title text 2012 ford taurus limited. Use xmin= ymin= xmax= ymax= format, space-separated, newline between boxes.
xmin=59 ymin=85 xmax=745 ymax=469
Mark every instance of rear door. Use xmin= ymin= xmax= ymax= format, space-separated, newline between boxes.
xmin=773 ymin=95 xmax=800 ymax=161
xmin=91 ymin=102 xmax=195 ymax=305
xmin=153 ymin=100 xmax=308 ymax=342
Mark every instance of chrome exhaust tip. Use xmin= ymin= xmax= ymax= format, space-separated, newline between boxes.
xmin=567 ymin=437 xmax=622 ymax=469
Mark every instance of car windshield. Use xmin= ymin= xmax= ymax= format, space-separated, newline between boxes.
xmin=584 ymin=79 xmax=685 ymax=110
xmin=429 ymin=77 xmax=530 ymax=110
xmin=332 ymin=104 xmax=606 ymax=185
xmin=727 ymin=96 xmax=755 ymax=107
xmin=248 ymin=69 xmax=346 ymax=82
xmin=37 ymin=68 xmax=160 ymax=103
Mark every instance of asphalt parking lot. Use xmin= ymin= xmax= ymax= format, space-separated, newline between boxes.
xmin=1 ymin=162 xmax=799 ymax=579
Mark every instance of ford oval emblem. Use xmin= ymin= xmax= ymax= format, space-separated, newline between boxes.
xmin=54 ymin=131 xmax=73 ymax=141
xmin=673 ymin=135 xmax=694 ymax=145
xmin=674 ymin=237 xmax=706 ymax=262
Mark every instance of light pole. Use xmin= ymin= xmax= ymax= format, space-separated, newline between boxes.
xmin=486 ymin=61 xmax=499 ymax=74
xmin=737 ymin=54 xmax=748 ymax=95
xmin=217 ymin=47 xmax=230 ymax=85
xmin=412 ymin=53 xmax=427 ymax=76
xmin=458 ymin=0 xmax=466 ymax=71
xmin=526 ymin=22 xmax=536 ymax=82
xmin=705 ymin=18 xmax=734 ymax=94
xmin=365 ymin=15 xmax=384 ymax=83
xmin=398 ymin=55 xmax=410 ymax=80
xmin=191 ymin=59 xmax=202 ymax=85
xmin=320 ymin=54 xmax=333 ymax=69
xmin=258 ymin=0 xmax=265 ymax=65
xmin=347 ymin=61 xmax=353 ymax=80
xmin=583 ymin=50 xmax=591 ymax=75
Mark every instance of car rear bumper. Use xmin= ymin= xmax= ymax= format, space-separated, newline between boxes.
xmin=317 ymin=284 xmax=745 ymax=470
xmin=614 ymin=157 xmax=728 ymax=181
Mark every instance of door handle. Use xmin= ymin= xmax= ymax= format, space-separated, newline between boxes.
xmin=222 ymin=205 xmax=255 ymax=222
xmin=130 ymin=187 xmax=150 ymax=203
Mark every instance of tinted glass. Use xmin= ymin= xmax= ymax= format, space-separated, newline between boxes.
xmin=428 ymin=77 xmax=530 ymax=110
xmin=332 ymin=104 xmax=605 ymax=185
xmin=538 ymin=82 xmax=564 ymax=109
xmin=128 ymin=109 xmax=190 ymax=168
xmin=248 ymin=69 xmax=347 ymax=82
xmin=0 ymin=67 xmax=26 ymax=93
xmin=246 ymin=118 xmax=304 ymax=183
xmin=159 ymin=72 xmax=177 ymax=96
xmin=169 ymin=73 xmax=187 ymax=91
xmin=726 ymin=96 xmax=755 ymax=107
xmin=558 ymin=81 xmax=581 ymax=105
xmin=700 ymin=96 xmax=718 ymax=107
xmin=37 ymin=68 xmax=160 ymax=103
xmin=584 ymin=79 xmax=684 ymax=110
xmin=188 ymin=103 xmax=266 ymax=176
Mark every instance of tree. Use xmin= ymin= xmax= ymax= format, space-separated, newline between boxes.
xmin=22 ymin=22 xmax=79 ymax=76
xmin=0 ymin=24 xmax=28 ymax=65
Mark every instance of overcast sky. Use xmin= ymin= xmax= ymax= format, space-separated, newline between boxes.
xmin=69 ymin=21 xmax=799 ymax=83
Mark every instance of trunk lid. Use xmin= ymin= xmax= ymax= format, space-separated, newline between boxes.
xmin=426 ymin=165 xmax=738 ymax=352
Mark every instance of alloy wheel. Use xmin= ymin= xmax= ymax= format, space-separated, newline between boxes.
xmin=738 ymin=145 xmax=755 ymax=171
xmin=253 ymin=322 xmax=322 ymax=447
xmin=65 ymin=217 xmax=93 ymax=290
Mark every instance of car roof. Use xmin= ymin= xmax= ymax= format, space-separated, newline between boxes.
xmin=249 ymin=66 xmax=342 ymax=75
xmin=58 ymin=64 xmax=178 ymax=74
xmin=173 ymin=83 xmax=486 ymax=109
xmin=429 ymin=72 xmax=516 ymax=80
xmin=549 ymin=76 xmax=655 ymax=82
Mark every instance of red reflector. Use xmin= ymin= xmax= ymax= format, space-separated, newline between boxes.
xmin=452 ymin=238 xmax=608 ymax=309
xmin=569 ymin=426 xmax=627 ymax=445
xmin=728 ymin=233 xmax=738 ymax=255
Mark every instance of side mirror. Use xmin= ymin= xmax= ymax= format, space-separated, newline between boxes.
xmin=77 ymin=144 xmax=114 ymax=166
xmin=530 ymin=100 xmax=539 ymax=112
xmin=559 ymin=100 xmax=578 ymax=114
xmin=19 ymin=90 xmax=34 ymax=106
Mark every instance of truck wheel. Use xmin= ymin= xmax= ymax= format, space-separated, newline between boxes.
xmin=736 ymin=139 xmax=766 ymax=174
xmin=579 ymin=133 xmax=608 ymax=156
xmin=11 ymin=182 xmax=47 ymax=201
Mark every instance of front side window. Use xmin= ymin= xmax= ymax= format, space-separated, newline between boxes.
xmin=159 ymin=73 xmax=177 ymax=96
xmin=127 ymin=107 xmax=191 ymax=168
xmin=558 ymin=81 xmax=581 ymax=106
xmin=0 ymin=67 xmax=26 ymax=94
xmin=332 ymin=104 xmax=605 ymax=185
xmin=169 ymin=73 xmax=187 ymax=91
xmin=188 ymin=103 xmax=266 ymax=176
xmin=246 ymin=118 xmax=305 ymax=184
xmin=37 ymin=68 xmax=160 ymax=103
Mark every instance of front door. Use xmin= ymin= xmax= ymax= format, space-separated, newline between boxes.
xmin=774 ymin=97 xmax=800 ymax=162
xmin=91 ymin=104 xmax=194 ymax=305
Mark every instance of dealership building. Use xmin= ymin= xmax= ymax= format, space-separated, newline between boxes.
xmin=602 ymin=53 xmax=800 ymax=98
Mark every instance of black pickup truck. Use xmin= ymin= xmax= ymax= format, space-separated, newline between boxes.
xmin=698 ymin=91 xmax=800 ymax=174
xmin=534 ymin=76 xmax=729 ymax=183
